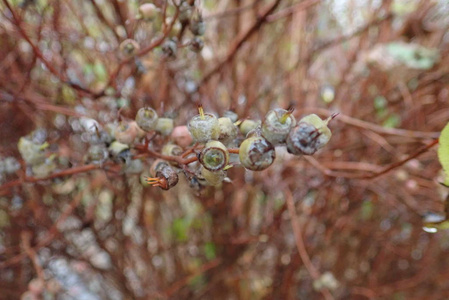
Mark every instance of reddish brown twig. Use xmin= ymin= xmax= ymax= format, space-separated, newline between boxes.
xmin=228 ymin=148 xmax=240 ymax=154
xmin=164 ymin=258 xmax=222 ymax=297
xmin=199 ymin=0 xmax=282 ymax=85
xmin=21 ymin=231 xmax=45 ymax=280
xmin=360 ymin=138 xmax=439 ymax=180
xmin=285 ymin=189 xmax=335 ymax=300
xmin=0 ymin=191 xmax=84 ymax=269
xmin=2 ymin=0 xmax=97 ymax=96
xmin=0 ymin=163 xmax=107 ymax=195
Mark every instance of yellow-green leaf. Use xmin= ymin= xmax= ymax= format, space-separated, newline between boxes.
xmin=438 ymin=122 xmax=449 ymax=186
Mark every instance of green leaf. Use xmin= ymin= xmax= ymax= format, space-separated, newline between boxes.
xmin=93 ymin=62 xmax=107 ymax=82
xmin=171 ymin=217 xmax=191 ymax=242
xmin=382 ymin=114 xmax=400 ymax=128
xmin=373 ymin=95 xmax=387 ymax=111
xmin=438 ymin=122 xmax=449 ymax=185
xmin=203 ymin=242 xmax=216 ymax=260
xmin=360 ymin=200 xmax=374 ymax=221
xmin=386 ymin=42 xmax=439 ymax=70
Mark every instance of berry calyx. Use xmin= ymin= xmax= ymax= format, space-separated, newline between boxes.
xmin=136 ymin=107 xmax=159 ymax=132
xmin=199 ymin=141 xmax=229 ymax=171
xmin=261 ymin=108 xmax=296 ymax=145
xmin=187 ymin=106 xmax=219 ymax=143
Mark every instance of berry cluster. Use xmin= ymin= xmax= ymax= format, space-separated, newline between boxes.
xmin=5 ymin=2 xmax=336 ymax=191
xmin=119 ymin=1 xmax=205 ymax=61
xmin=12 ymin=105 xmax=335 ymax=191
xmin=12 ymin=106 xmax=335 ymax=190
xmin=137 ymin=105 xmax=336 ymax=189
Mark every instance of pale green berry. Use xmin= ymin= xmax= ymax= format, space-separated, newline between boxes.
xmin=108 ymin=141 xmax=130 ymax=162
xmin=223 ymin=110 xmax=239 ymax=123
xmin=28 ymin=278 xmax=45 ymax=295
xmin=155 ymin=117 xmax=174 ymax=136
xmin=21 ymin=291 xmax=35 ymax=300
xmin=178 ymin=2 xmax=192 ymax=23
xmin=217 ymin=117 xmax=238 ymax=145
xmin=124 ymin=159 xmax=144 ymax=174
xmin=32 ymin=158 xmax=57 ymax=178
xmin=162 ymin=143 xmax=183 ymax=157
xmin=246 ymin=125 xmax=262 ymax=138
xmin=18 ymin=137 xmax=48 ymax=165
xmin=261 ymin=108 xmax=296 ymax=145
xmin=162 ymin=143 xmax=183 ymax=166
xmin=140 ymin=172 xmax=152 ymax=188
xmin=4 ymin=157 xmax=20 ymax=174
xmin=239 ymin=136 xmax=275 ymax=171
xmin=114 ymin=121 xmax=138 ymax=145
xmin=87 ymin=145 xmax=108 ymax=163
xmin=104 ymin=122 xmax=118 ymax=139
xmin=199 ymin=140 xmax=229 ymax=171
xmin=200 ymin=167 xmax=226 ymax=186
xmin=239 ymin=119 xmax=260 ymax=136
xmin=138 ymin=3 xmax=159 ymax=20
xmin=136 ymin=107 xmax=159 ymax=132
xmin=189 ymin=9 xmax=205 ymax=36
xmin=187 ymin=113 xmax=219 ymax=143
xmin=120 ymin=39 xmax=140 ymax=57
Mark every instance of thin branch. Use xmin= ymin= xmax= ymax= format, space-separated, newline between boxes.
xmin=0 ymin=191 xmax=84 ymax=269
xmin=2 ymin=0 xmax=97 ymax=96
xmin=360 ymin=138 xmax=439 ymax=180
xmin=199 ymin=0 xmax=282 ymax=85
xmin=266 ymin=0 xmax=321 ymax=23
xmin=164 ymin=258 xmax=222 ymax=297
xmin=285 ymin=189 xmax=335 ymax=300
xmin=297 ymin=108 xmax=440 ymax=139
xmin=0 ymin=163 xmax=107 ymax=195
xmin=203 ymin=1 xmax=258 ymax=20
xmin=21 ymin=231 xmax=45 ymax=280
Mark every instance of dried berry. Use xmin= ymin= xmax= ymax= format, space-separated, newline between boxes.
xmin=155 ymin=117 xmax=174 ymax=136
xmin=239 ymin=136 xmax=275 ymax=171
xmin=145 ymin=160 xmax=178 ymax=190
xmin=286 ymin=114 xmax=335 ymax=155
xmin=189 ymin=36 xmax=204 ymax=53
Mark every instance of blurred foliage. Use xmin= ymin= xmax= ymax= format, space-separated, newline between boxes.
xmin=0 ymin=0 xmax=449 ymax=299
xmin=438 ymin=122 xmax=449 ymax=186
